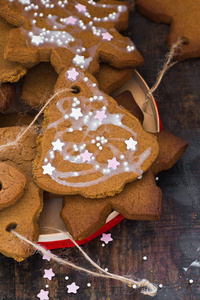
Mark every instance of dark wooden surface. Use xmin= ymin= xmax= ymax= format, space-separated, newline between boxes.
xmin=0 ymin=4 xmax=200 ymax=300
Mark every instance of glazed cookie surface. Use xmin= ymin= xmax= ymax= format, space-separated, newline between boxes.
xmin=0 ymin=0 xmax=143 ymax=74
xmin=33 ymin=67 xmax=159 ymax=198
xmin=135 ymin=0 xmax=200 ymax=60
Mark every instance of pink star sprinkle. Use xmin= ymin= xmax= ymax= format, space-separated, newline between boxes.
xmin=75 ymin=3 xmax=86 ymax=12
xmin=100 ymin=233 xmax=113 ymax=244
xmin=66 ymin=68 xmax=79 ymax=81
xmin=80 ymin=150 xmax=93 ymax=162
xmin=94 ymin=110 xmax=107 ymax=122
xmin=37 ymin=289 xmax=49 ymax=300
xmin=67 ymin=282 xmax=80 ymax=294
xmin=43 ymin=268 xmax=55 ymax=280
xmin=42 ymin=251 xmax=51 ymax=261
xmin=102 ymin=32 xmax=113 ymax=41
xmin=65 ymin=16 xmax=77 ymax=25
xmin=107 ymin=157 xmax=120 ymax=170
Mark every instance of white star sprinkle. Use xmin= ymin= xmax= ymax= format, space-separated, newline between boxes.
xmin=125 ymin=137 xmax=137 ymax=151
xmin=42 ymin=163 xmax=55 ymax=175
xmin=73 ymin=54 xmax=85 ymax=65
xmin=52 ymin=139 xmax=65 ymax=151
xmin=70 ymin=108 xmax=83 ymax=120
xmin=32 ymin=35 xmax=44 ymax=45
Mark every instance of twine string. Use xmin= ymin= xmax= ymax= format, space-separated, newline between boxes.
xmin=12 ymin=230 xmax=157 ymax=297
xmin=143 ymin=38 xmax=184 ymax=114
xmin=0 ymin=88 xmax=73 ymax=152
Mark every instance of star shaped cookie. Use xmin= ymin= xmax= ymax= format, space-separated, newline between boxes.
xmin=135 ymin=0 xmax=200 ymax=60
xmin=61 ymin=129 xmax=188 ymax=240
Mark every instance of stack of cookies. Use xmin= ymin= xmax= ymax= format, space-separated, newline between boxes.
xmin=0 ymin=0 xmax=188 ymax=261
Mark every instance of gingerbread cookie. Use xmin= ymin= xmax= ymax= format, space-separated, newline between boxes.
xmin=0 ymin=0 xmax=143 ymax=74
xmin=33 ymin=66 xmax=159 ymax=198
xmin=135 ymin=0 xmax=200 ymax=60
xmin=151 ymin=130 xmax=189 ymax=175
xmin=0 ymin=162 xmax=27 ymax=210
xmin=0 ymin=16 xmax=27 ymax=82
xmin=0 ymin=83 xmax=16 ymax=112
xmin=96 ymin=63 xmax=135 ymax=95
xmin=45 ymin=89 xmax=143 ymax=200
xmin=21 ymin=62 xmax=135 ymax=108
xmin=21 ymin=62 xmax=58 ymax=108
xmin=0 ymin=126 xmax=43 ymax=261
xmin=61 ymin=169 xmax=161 ymax=240
xmin=61 ymin=129 xmax=188 ymax=240
xmin=61 ymin=196 xmax=112 ymax=240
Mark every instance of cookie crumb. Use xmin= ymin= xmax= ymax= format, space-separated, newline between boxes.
xmin=87 ymin=283 xmax=91 ymax=287
xmin=189 ymin=279 xmax=193 ymax=284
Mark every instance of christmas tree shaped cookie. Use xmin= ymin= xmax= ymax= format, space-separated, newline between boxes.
xmin=136 ymin=0 xmax=200 ymax=60
xmin=0 ymin=0 xmax=143 ymax=74
xmin=33 ymin=67 xmax=159 ymax=198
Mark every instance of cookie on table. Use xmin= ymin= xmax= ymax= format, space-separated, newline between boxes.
xmin=0 ymin=126 xmax=43 ymax=261
xmin=0 ymin=83 xmax=16 ymax=112
xmin=21 ymin=62 xmax=135 ymax=108
xmin=135 ymin=0 xmax=200 ymax=60
xmin=61 ymin=130 xmax=188 ymax=240
xmin=0 ymin=0 xmax=143 ymax=74
xmin=0 ymin=16 xmax=27 ymax=82
xmin=33 ymin=66 xmax=159 ymax=198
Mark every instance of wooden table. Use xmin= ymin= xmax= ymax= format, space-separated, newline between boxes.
xmin=0 ymin=5 xmax=200 ymax=300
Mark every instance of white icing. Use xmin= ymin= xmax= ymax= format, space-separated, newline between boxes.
xmin=41 ymin=68 xmax=152 ymax=188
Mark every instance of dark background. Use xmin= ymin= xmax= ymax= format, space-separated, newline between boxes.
xmin=0 ymin=4 xmax=200 ymax=300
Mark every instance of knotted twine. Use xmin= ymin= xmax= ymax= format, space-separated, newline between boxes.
xmin=143 ymin=38 xmax=184 ymax=115
xmin=12 ymin=230 xmax=157 ymax=297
